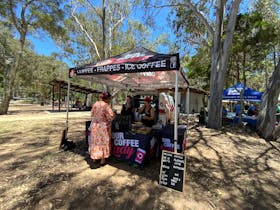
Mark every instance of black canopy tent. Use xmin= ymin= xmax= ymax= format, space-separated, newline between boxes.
xmin=66 ymin=47 xmax=188 ymax=153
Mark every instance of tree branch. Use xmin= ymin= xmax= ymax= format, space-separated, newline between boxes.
xmin=183 ymin=0 xmax=214 ymax=37
xmin=222 ymin=0 xmax=242 ymax=61
xmin=184 ymin=37 xmax=205 ymax=46
xmin=154 ymin=1 xmax=214 ymax=37
xmin=113 ymin=16 xmax=125 ymax=30
xmin=112 ymin=4 xmax=127 ymax=30
xmin=8 ymin=0 xmax=20 ymax=33
xmin=71 ymin=5 xmax=101 ymax=60
xmin=85 ymin=0 xmax=102 ymax=19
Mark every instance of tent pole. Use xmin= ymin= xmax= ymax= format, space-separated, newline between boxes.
xmin=65 ymin=77 xmax=71 ymax=138
xmin=187 ymin=86 xmax=190 ymax=127
xmin=174 ymin=70 xmax=179 ymax=153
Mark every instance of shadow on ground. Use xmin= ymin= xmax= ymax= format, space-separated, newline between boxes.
xmin=1 ymin=109 xmax=280 ymax=209
xmin=185 ymin=125 xmax=280 ymax=209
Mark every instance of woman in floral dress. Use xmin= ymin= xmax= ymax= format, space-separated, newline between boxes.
xmin=89 ymin=92 xmax=115 ymax=166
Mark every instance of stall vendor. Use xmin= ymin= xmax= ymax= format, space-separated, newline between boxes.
xmin=138 ymin=96 xmax=155 ymax=127
xmin=121 ymin=95 xmax=134 ymax=121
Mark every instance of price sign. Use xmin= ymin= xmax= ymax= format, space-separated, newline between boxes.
xmin=159 ymin=150 xmax=186 ymax=192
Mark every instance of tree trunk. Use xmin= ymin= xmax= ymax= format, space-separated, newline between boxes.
xmin=207 ymin=0 xmax=241 ymax=129
xmin=257 ymin=60 xmax=280 ymax=140
xmin=0 ymin=55 xmax=20 ymax=114
xmin=238 ymin=52 xmax=247 ymax=125
xmin=0 ymin=66 xmax=12 ymax=114
xmin=0 ymin=33 xmax=25 ymax=115
xmin=273 ymin=46 xmax=277 ymax=71
xmin=102 ymin=0 xmax=106 ymax=60
xmin=207 ymin=56 xmax=224 ymax=129
xmin=207 ymin=0 xmax=224 ymax=129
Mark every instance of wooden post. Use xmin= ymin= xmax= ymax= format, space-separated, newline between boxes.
xmin=52 ymin=85 xmax=55 ymax=111
xmin=58 ymin=82 xmax=61 ymax=111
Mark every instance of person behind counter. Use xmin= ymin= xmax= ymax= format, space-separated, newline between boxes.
xmin=121 ymin=95 xmax=134 ymax=120
xmin=89 ymin=92 xmax=115 ymax=168
xmin=222 ymin=106 xmax=228 ymax=117
xmin=138 ymin=96 xmax=155 ymax=127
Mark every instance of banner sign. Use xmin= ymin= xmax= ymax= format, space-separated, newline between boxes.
xmin=222 ymin=82 xmax=262 ymax=102
xmin=69 ymin=47 xmax=180 ymax=77
xmin=111 ymin=131 xmax=153 ymax=166
xmin=159 ymin=151 xmax=186 ymax=192
xmin=160 ymin=124 xmax=187 ymax=153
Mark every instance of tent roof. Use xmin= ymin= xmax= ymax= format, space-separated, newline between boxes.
xmin=222 ymin=82 xmax=262 ymax=102
xmin=69 ymin=47 xmax=188 ymax=91
xmin=49 ymin=79 xmax=101 ymax=95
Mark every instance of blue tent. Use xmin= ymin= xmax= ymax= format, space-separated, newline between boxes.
xmin=222 ymin=82 xmax=262 ymax=102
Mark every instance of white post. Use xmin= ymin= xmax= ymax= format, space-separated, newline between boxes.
xmin=187 ymin=87 xmax=190 ymax=115
xmin=186 ymin=86 xmax=190 ymax=140
xmin=174 ymin=70 xmax=179 ymax=153
xmin=65 ymin=77 xmax=71 ymax=139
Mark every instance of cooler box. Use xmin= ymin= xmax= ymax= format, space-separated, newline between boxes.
xmin=160 ymin=124 xmax=187 ymax=153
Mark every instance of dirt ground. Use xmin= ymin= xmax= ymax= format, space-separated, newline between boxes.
xmin=0 ymin=103 xmax=280 ymax=210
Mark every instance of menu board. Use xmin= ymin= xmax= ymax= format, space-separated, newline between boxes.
xmin=159 ymin=150 xmax=186 ymax=192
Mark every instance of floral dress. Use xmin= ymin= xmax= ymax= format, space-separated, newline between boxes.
xmin=89 ymin=101 xmax=114 ymax=160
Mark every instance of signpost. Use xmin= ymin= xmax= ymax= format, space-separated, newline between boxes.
xmin=159 ymin=150 xmax=186 ymax=192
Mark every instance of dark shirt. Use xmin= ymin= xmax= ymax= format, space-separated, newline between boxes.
xmin=234 ymin=104 xmax=241 ymax=116
xmin=222 ymin=108 xmax=228 ymax=117
xmin=140 ymin=106 xmax=154 ymax=127
xmin=121 ymin=104 xmax=134 ymax=121
xmin=247 ymin=105 xmax=256 ymax=116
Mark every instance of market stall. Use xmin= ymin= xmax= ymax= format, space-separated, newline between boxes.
xmin=67 ymin=47 xmax=188 ymax=166
xmin=222 ymin=82 xmax=262 ymax=102
xmin=221 ymin=83 xmax=262 ymax=128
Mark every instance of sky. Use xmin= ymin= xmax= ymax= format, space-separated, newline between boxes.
xmin=27 ymin=0 xmax=280 ymax=68
xmin=28 ymin=3 xmax=176 ymax=68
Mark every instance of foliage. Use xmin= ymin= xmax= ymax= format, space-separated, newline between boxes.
xmin=0 ymin=0 xmax=67 ymax=42
xmin=181 ymin=3 xmax=280 ymax=93
xmin=185 ymin=46 xmax=211 ymax=90
xmin=18 ymin=53 xmax=68 ymax=99
xmin=0 ymin=0 xmax=67 ymax=113
xmin=0 ymin=25 xmax=68 ymax=100
xmin=61 ymin=0 xmax=171 ymax=67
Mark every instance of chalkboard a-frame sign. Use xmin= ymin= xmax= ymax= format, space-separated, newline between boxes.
xmin=159 ymin=150 xmax=186 ymax=192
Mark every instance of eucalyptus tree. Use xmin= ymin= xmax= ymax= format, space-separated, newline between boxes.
xmin=227 ymin=11 xmax=278 ymax=125
xmin=185 ymin=46 xmax=211 ymax=90
xmin=255 ymin=0 xmax=280 ymax=69
xmin=69 ymin=0 xmax=131 ymax=61
xmin=164 ymin=0 xmax=242 ymax=129
xmin=253 ymin=0 xmax=280 ymax=140
xmin=257 ymin=60 xmax=280 ymax=140
xmin=229 ymin=12 xmax=278 ymax=88
xmin=0 ymin=0 xmax=67 ymax=114
xmin=65 ymin=0 xmax=173 ymax=64
xmin=17 ymin=52 xmax=68 ymax=100
xmin=0 ymin=29 xmax=20 ymax=100
xmin=63 ymin=0 xmax=153 ymax=65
